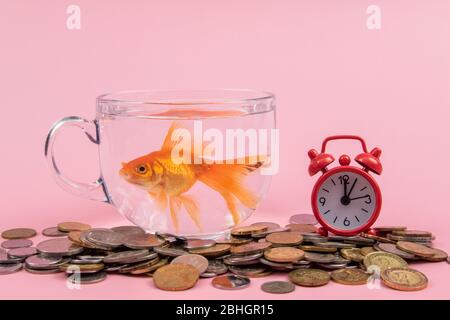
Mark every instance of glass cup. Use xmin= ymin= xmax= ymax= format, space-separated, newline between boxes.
xmin=45 ymin=89 xmax=276 ymax=238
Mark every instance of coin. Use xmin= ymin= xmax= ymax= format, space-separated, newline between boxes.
xmin=78 ymin=231 xmax=103 ymax=249
xmin=266 ymin=232 xmax=303 ymax=246
xmin=341 ymin=248 xmax=365 ymax=263
xmin=25 ymin=255 xmax=62 ymax=269
xmin=42 ymin=227 xmax=68 ymax=237
xmin=37 ymin=238 xmax=83 ymax=256
xmin=231 ymin=225 xmax=267 ymax=236
xmin=261 ymin=281 xmax=295 ymax=294
xmin=387 ymin=234 xmax=433 ymax=242
xmin=183 ymin=239 xmax=216 ymax=250
xmin=0 ymin=251 xmax=22 ymax=263
xmin=71 ymin=256 xmax=104 ymax=264
xmin=396 ymin=241 xmax=436 ymax=258
xmin=206 ymin=260 xmax=228 ymax=274
xmin=1 ymin=239 xmax=33 ymax=249
xmin=7 ymin=247 xmax=38 ymax=258
xmin=331 ymin=268 xmax=370 ymax=285
xmin=381 ymin=268 xmax=428 ymax=291
xmin=228 ymin=265 xmax=268 ymax=277
xmin=153 ymin=263 xmax=199 ymax=291
xmin=374 ymin=243 xmax=417 ymax=260
xmin=57 ymin=222 xmax=91 ymax=232
xmin=363 ymin=252 xmax=408 ymax=272
xmin=259 ymin=257 xmax=295 ymax=270
xmin=131 ymin=258 xmax=168 ymax=275
xmin=264 ymin=247 xmax=304 ymax=263
xmin=286 ymin=224 xmax=317 ymax=234
xmin=304 ymin=252 xmax=335 ymax=263
xmin=223 ymin=252 xmax=263 ymax=265
xmin=288 ymin=269 xmax=330 ymax=287
xmin=317 ymin=262 xmax=349 ymax=270
xmin=154 ymin=246 xmax=187 ymax=257
xmin=360 ymin=247 xmax=376 ymax=256
xmin=24 ymin=266 xmax=61 ymax=274
xmin=68 ymin=231 xmax=83 ymax=245
xmin=86 ymin=229 xmax=125 ymax=248
xmin=230 ymin=242 xmax=272 ymax=255
xmin=111 ymin=226 xmax=145 ymax=236
xmin=189 ymin=244 xmax=231 ymax=257
xmin=361 ymin=233 xmax=396 ymax=244
xmin=373 ymin=226 xmax=407 ymax=232
xmin=422 ymin=248 xmax=448 ymax=262
xmin=171 ymin=254 xmax=209 ymax=274
xmin=251 ymin=227 xmax=291 ymax=238
xmin=123 ymin=233 xmax=165 ymax=249
xmin=392 ymin=230 xmax=432 ymax=237
xmin=67 ymin=271 xmax=107 ymax=284
xmin=289 ymin=214 xmax=318 ymax=225
xmin=299 ymin=245 xmax=337 ymax=253
xmin=61 ymin=263 xmax=105 ymax=274
xmin=119 ymin=258 xmax=160 ymax=273
xmin=251 ymin=222 xmax=281 ymax=231
xmin=2 ymin=228 xmax=36 ymax=239
xmin=0 ymin=263 xmax=23 ymax=275
xmin=212 ymin=274 xmax=250 ymax=290
xmin=103 ymin=249 xmax=150 ymax=264
xmin=316 ymin=242 xmax=356 ymax=249
xmin=343 ymin=237 xmax=375 ymax=246
xmin=215 ymin=237 xmax=253 ymax=245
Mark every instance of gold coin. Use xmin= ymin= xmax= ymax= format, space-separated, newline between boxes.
xmin=361 ymin=233 xmax=396 ymax=244
xmin=216 ymin=237 xmax=253 ymax=245
xmin=341 ymin=248 xmax=365 ymax=263
xmin=422 ymin=248 xmax=448 ymax=262
xmin=392 ymin=230 xmax=432 ymax=237
xmin=331 ymin=269 xmax=370 ymax=285
xmin=68 ymin=231 xmax=83 ymax=245
xmin=230 ymin=242 xmax=272 ymax=255
xmin=266 ymin=232 xmax=303 ymax=246
xmin=153 ymin=263 xmax=199 ymax=291
xmin=299 ymin=245 xmax=337 ymax=253
xmin=231 ymin=225 xmax=267 ymax=236
xmin=2 ymin=228 xmax=36 ymax=239
xmin=381 ymin=268 xmax=428 ymax=291
xmin=189 ymin=244 xmax=231 ymax=257
xmin=396 ymin=241 xmax=435 ymax=258
xmin=363 ymin=252 xmax=408 ymax=273
xmin=57 ymin=222 xmax=91 ymax=232
xmin=373 ymin=226 xmax=407 ymax=232
xmin=133 ymin=258 xmax=168 ymax=275
xmin=286 ymin=224 xmax=317 ymax=234
xmin=264 ymin=247 xmax=305 ymax=263
xmin=288 ymin=269 xmax=330 ymax=287
xmin=361 ymin=247 xmax=376 ymax=256
xmin=60 ymin=263 xmax=104 ymax=273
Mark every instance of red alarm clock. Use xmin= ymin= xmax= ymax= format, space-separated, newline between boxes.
xmin=308 ymin=135 xmax=382 ymax=237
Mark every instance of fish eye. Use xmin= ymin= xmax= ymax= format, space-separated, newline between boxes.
xmin=136 ymin=164 xmax=148 ymax=174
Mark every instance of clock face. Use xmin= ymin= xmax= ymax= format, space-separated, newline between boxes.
xmin=314 ymin=169 xmax=378 ymax=232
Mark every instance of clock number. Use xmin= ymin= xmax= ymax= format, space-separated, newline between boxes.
xmin=365 ymin=195 xmax=372 ymax=204
xmin=319 ymin=197 xmax=326 ymax=206
xmin=343 ymin=217 xmax=351 ymax=227
xmin=338 ymin=175 xmax=349 ymax=185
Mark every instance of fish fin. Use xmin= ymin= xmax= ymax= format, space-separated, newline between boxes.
xmin=160 ymin=122 xmax=183 ymax=153
xmin=169 ymin=196 xmax=182 ymax=232
xmin=219 ymin=192 xmax=240 ymax=225
xmin=148 ymin=190 xmax=167 ymax=212
xmin=177 ymin=194 xmax=203 ymax=231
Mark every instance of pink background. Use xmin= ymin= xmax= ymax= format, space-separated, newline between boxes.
xmin=1 ymin=0 xmax=449 ymax=299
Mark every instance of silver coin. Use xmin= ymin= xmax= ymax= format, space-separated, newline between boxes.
xmin=293 ymin=260 xmax=312 ymax=266
xmin=223 ymin=252 xmax=264 ymax=266
xmin=0 ymin=248 xmax=6 ymax=254
xmin=123 ymin=233 xmax=166 ymax=249
xmin=67 ymin=271 xmax=107 ymax=284
xmin=8 ymin=247 xmax=38 ymax=258
xmin=0 ymin=252 xmax=22 ymax=263
xmin=1 ymin=239 xmax=33 ymax=249
xmin=118 ymin=257 xmax=160 ymax=273
xmin=261 ymin=281 xmax=295 ymax=294
xmin=316 ymin=242 xmax=356 ymax=249
xmin=71 ymin=257 xmax=104 ymax=264
xmin=206 ymin=259 xmax=228 ymax=274
xmin=25 ymin=254 xmax=62 ymax=269
xmin=37 ymin=238 xmax=84 ymax=256
xmin=103 ymin=249 xmax=150 ymax=264
xmin=259 ymin=257 xmax=295 ymax=269
xmin=344 ymin=237 xmax=376 ymax=245
xmin=304 ymin=252 xmax=335 ymax=263
xmin=111 ymin=226 xmax=146 ymax=237
xmin=153 ymin=246 xmax=187 ymax=257
xmin=200 ymin=272 xmax=218 ymax=278
xmin=42 ymin=227 xmax=68 ymax=237
xmin=228 ymin=265 xmax=267 ymax=277
xmin=0 ymin=262 xmax=23 ymax=275
xmin=86 ymin=229 xmax=125 ymax=248
xmin=104 ymin=264 xmax=128 ymax=272
xmin=24 ymin=266 xmax=61 ymax=274
xmin=251 ymin=227 xmax=291 ymax=238
xmin=171 ymin=254 xmax=209 ymax=274
xmin=212 ymin=275 xmax=251 ymax=290
xmin=289 ymin=214 xmax=318 ymax=225
xmin=183 ymin=239 xmax=216 ymax=250
xmin=316 ymin=262 xmax=349 ymax=269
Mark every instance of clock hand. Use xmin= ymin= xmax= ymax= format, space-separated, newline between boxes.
xmin=343 ymin=179 xmax=348 ymax=197
xmin=349 ymin=194 xmax=370 ymax=201
xmin=347 ymin=178 xmax=358 ymax=198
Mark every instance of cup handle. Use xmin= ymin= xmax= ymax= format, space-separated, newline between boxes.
xmin=44 ymin=116 xmax=110 ymax=203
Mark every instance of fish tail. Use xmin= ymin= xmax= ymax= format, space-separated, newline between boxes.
xmin=177 ymin=194 xmax=202 ymax=231
xmin=197 ymin=156 xmax=264 ymax=225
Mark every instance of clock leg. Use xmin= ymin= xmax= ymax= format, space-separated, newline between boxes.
xmin=365 ymin=228 xmax=377 ymax=236
xmin=317 ymin=227 xmax=328 ymax=237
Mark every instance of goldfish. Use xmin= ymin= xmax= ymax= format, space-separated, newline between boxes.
xmin=119 ymin=122 xmax=264 ymax=232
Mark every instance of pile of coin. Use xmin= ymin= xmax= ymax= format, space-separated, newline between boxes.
xmin=0 ymin=217 xmax=448 ymax=293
